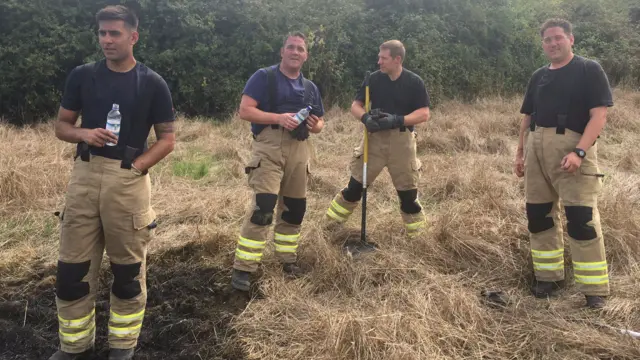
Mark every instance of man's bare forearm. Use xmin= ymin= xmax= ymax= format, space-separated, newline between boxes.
xmin=132 ymin=122 xmax=176 ymax=171
xmin=55 ymin=107 xmax=85 ymax=143
xmin=239 ymin=105 xmax=278 ymax=124
xmin=403 ymin=108 xmax=430 ymax=126
xmin=132 ymin=138 xmax=175 ymax=171
xmin=351 ymin=101 xmax=366 ymax=121
xmin=576 ymin=108 xmax=607 ymax=152
xmin=55 ymin=121 xmax=87 ymax=143
xmin=517 ymin=115 xmax=531 ymax=154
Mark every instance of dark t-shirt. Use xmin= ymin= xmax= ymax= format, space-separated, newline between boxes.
xmin=242 ymin=65 xmax=325 ymax=135
xmin=355 ymin=69 xmax=430 ymax=116
xmin=61 ymin=61 xmax=175 ymax=159
xmin=520 ymin=55 xmax=613 ymax=134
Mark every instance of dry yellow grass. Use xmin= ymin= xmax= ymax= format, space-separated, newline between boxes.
xmin=1 ymin=88 xmax=639 ymax=359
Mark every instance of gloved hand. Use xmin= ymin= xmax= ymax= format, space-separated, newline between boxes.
xmin=361 ymin=109 xmax=384 ymax=133
xmin=290 ymin=120 xmax=310 ymax=141
xmin=376 ymin=111 xmax=405 ymax=130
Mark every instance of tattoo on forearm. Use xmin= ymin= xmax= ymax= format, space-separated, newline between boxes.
xmin=154 ymin=122 xmax=175 ymax=137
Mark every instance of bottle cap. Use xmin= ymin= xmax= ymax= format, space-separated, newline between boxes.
xmin=112 ymin=104 xmax=120 ymax=110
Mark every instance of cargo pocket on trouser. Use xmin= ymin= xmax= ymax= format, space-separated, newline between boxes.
xmin=54 ymin=206 xmax=66 ymax=222
xmin=133 ymin=208 xmax=157 ymax=246
xmin=245 ymin=156 xmax=262 ymax=186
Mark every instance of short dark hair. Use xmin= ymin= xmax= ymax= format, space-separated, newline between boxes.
xmin=380 ymin=40 xmax=406 ymax=61
xmin=283 ymin=31 xmax=306 ymax=47
xmin=96 ymin=5 xmax=139 ymax=30
xmin=540 ymin=18 xmax=572 ymax=37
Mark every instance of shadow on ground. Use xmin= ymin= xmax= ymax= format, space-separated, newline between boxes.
xmin=0 ymin=242 xmax=252 ymax=360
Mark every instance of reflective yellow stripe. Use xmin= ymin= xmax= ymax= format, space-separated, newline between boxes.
xmin=274 ymin=233 xmax=299 ymax=243
xmin=235 ymin=249 xmax=262 ymax=261
xmin=575 ymin=274 xmax=609 ymax=285
xmin=573 ymin=261 xmax=608 ymax=271
xmin=238 ymin=237 xmax=266 ymax=249
xmin=110 ymin=309 xmax=145 ymax=324
xmin=275 ymin=244 xmax=298 ymax=253
xmin=58 ymin=309 xmax=95 ymax=329
xmin=331 ymin=200 xmax=351 ymax=215
xmin=533 ymin=261 xmax=564 ymax=271
xmin=406 ymin=221 xmax=425 ymax=231
xmin=531 ymin=249 xmax=563 ymax=259
xmin=59 ymin=323 xmax=96 ymax=343
xmin=108 ymin=323 xmax=142 ymax=337
xmin=326 ymin=208 xmax=347 ymax=222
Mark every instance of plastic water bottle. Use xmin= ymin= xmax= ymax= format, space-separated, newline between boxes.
xmin=293 ymin=105 xmax=312 ymax=125
xmin=105 ymin=103 xmax=121 ymax=146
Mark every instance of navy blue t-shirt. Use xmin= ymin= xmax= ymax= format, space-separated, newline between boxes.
xmin=242 ymin=65 xmax=324 ymax=135
xmin=61 ymin=61 xmax=175 ymax=159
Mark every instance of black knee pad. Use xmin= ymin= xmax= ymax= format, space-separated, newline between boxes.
xmin=342 ymin=177 xmax=363 ymax=202
xmin=565 ymin=206 xmax=597 ymax=240
xmin=397 ymin=189 xmax=422 ymax=214
xmin=56 ymin=260 xmax=91 ymax=301
xmin=111 ymin=262 xmax=142 ymax=300
xmin=526 ymin=202 xmax=555 ymax=233
xmin=250 ymin=193 xmax=278 ymax=226
xmin=282 ymin=197 xmax=306 ymax=225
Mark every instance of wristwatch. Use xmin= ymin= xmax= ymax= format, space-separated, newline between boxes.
xmin=573 ymin=148 xmax=586 ymax=159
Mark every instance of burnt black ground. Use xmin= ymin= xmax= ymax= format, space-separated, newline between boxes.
xmin=0 ymin=242 xmax=253 ymax=360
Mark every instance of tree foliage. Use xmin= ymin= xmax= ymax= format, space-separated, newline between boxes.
xmin=1 ymin=0 xmax=638 ymax=124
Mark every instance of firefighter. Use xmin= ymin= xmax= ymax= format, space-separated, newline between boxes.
xmin=325 ymin=40 xmax=430 ymax=237
xmin=515 ymin=19 xmax=613 ymax=309
xmin=231 ymin=32 xmax=325 ymax=292
xmin=50 ymin=5 xmax=176 ymax=360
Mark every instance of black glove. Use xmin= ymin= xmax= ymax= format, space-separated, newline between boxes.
xmin=376 ymin=112 xmax=405 ymax=130
xmin=361 ymin=109 xmax=384 ymax=133
xmin=290 ymin=120 xmax=310 ymax=141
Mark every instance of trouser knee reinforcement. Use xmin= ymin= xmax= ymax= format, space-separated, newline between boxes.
xmin=56 ymin=260 xmax=91 ymax=301
xmin=282 ymin=197 xmax=306 ymax=225
xmin=397 ymin=189 xmax=422 ymax=214
xmin=565 ymin=206 xmax=597 ymax=240
xmin=110 ymin=262 xmax=142 ymax=300
xmin=526 ymin=202 xmax=555 ymax=233
xmin=342 ymin=177 xmax=363 ymax=202
xmin=250 ymin=193 xmax=278 ymax=226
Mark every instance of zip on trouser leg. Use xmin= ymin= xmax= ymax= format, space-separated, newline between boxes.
xmin=56 ymin=158 xmax=104 ymax=353
xmin=235 ymin=127 xmax=286 ymax=272
xmin=97 ymin=156 xmax=157 ymax=350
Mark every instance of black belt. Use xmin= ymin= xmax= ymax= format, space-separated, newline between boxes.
xmin=530 ymin=113 xmax=565 ymax=135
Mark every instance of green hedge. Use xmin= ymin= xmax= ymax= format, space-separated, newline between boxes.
xmin=1 ymin=0 xmax=638 ymax=124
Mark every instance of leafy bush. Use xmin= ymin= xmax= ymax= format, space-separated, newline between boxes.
xmin=1 ymin=0 xmax=638 ymax=124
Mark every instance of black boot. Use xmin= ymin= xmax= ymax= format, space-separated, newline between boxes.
xmin=530 ymin=280 xmax=564 ymax=298
xmin=109 ymin=348 xmax=135 ymax=360
xmin=48 ymin=349 xmax=92 ymax=360
xmin=282 ymin=263 xmax=305 ymax=278
xmin=231 ymin=269 xmax=251 ymax=291
xmin=585 ymin=295 xmax=606 ymax=309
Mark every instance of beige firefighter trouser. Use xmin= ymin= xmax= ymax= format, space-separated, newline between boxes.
xmin=233 ymin=126 xmax=310 ymax=273
xmin=525 ymin=127 xmax=609 ymax=296
xmin=326 ymin=128 xmax=426 ymax=236
xmin=56 ymin=155 xmax=156 ymax=353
